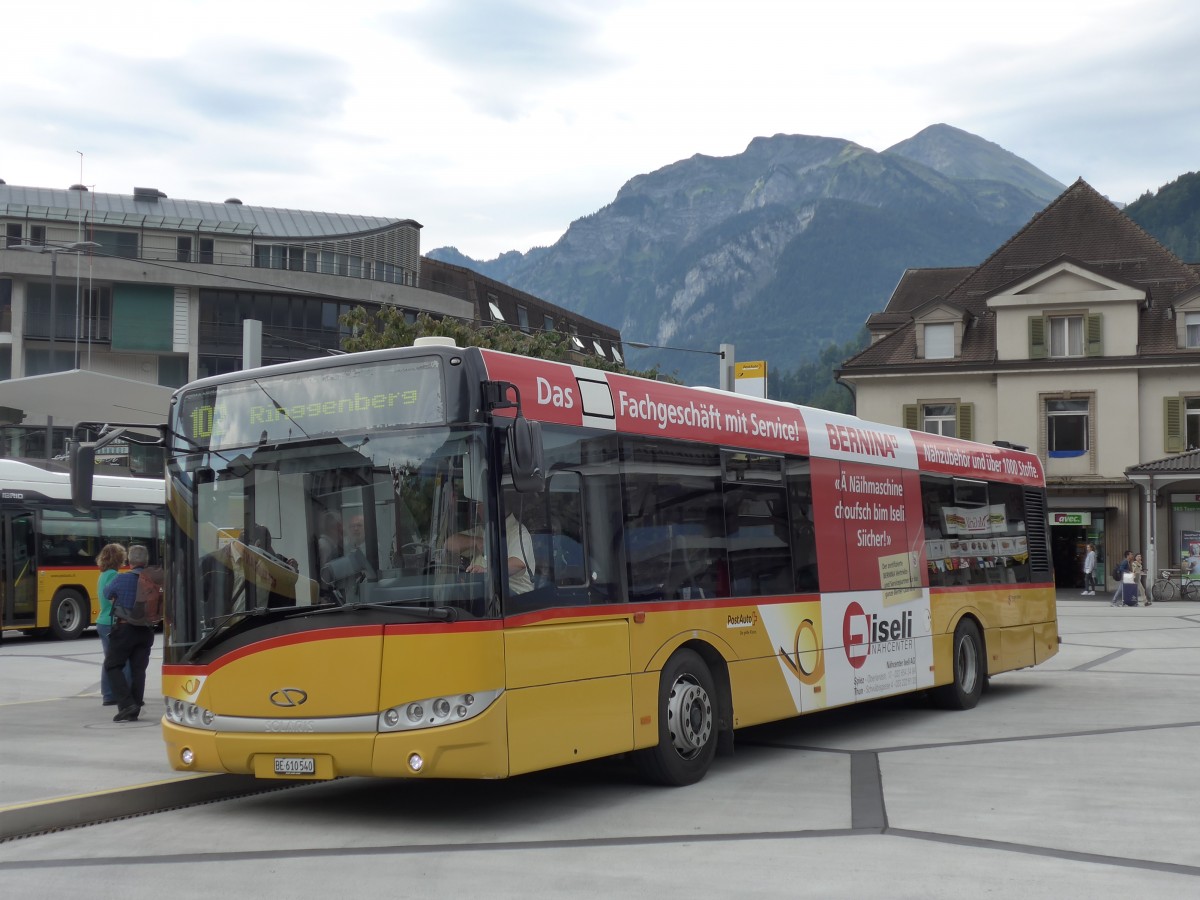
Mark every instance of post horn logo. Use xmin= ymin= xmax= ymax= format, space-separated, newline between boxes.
xmin=269 ymin=688 xmax=309 ymax=707
xmin=778 ymin=618 xmax=824 ymax=685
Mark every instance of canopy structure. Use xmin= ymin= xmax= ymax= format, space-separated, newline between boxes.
xmin=1126 ymin=450 xmax=1200 ymax=585
xmin=0 ymin=370 xmax=173 ymax=429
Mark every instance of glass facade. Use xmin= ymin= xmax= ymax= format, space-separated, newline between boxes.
xmin=197 ymin=288 xmax=367 ymax=379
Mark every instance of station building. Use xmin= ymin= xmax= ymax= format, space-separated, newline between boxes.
xmin=838 ymin=179 xmax=1200 ymax=590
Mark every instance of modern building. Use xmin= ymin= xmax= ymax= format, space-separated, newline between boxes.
xmin=837 ymin=179 xmax=1200 ymax=591
xmin=0 ymin=181 xmax=621 ymax=461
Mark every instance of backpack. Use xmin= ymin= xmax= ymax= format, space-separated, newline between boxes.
xmin=1112 ymin=563 xmax=1122 ymax=581
xmin=114 ymin=565 xmax=165 ymax=626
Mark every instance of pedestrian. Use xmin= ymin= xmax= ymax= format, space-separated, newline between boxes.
xmin=94 ymin=542 xmax=129 ymax=706
xmin=103 ymin=544 xmax=161 ymax=722
xmin=1132 ymin=552 xmax=1150 ymax=606
xmin=1081 ymin=543 xmax=1097 ymax=595
xmin=1111 ymin=550 xmax=1135 ymax=607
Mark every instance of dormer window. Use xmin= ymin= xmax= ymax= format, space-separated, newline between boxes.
xmin=1049 ymin=315 xmax=1084 ymax=357
xmin=1186 ymin=312 xmax=1200 ymax=348
xmin=913 ymin=301 xmax=970 ymax=359
xmin=924 ymin=323 xmax=954 ymax=359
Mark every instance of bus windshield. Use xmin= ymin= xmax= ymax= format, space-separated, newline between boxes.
xmin=166 ymin=425 xmax=496 ymax=660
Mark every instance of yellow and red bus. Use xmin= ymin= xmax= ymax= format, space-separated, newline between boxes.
xmin=76 ymin=339 xmax=1056 ymax=784
xmin=0 ymin=458 xmax=164 ymax=641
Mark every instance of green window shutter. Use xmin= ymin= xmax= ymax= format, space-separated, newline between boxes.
xmin=1029 ymin=316 xmax=1047 ymax=359
xmin=957 ymin=403 xmax=975 ymax=441
xmin=1164 ymin=396 xmax=1186 ymax=453
xmin=902 ymin=404 xmax=919 ymax=431
xmin=111 ymin=284 xmax=174 ymax=352
xmin=1086 ymin=313 xmax=1103 ymax=357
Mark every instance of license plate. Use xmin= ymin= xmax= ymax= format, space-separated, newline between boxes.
xmin=274 ymin=756 xmax=315 ymax=776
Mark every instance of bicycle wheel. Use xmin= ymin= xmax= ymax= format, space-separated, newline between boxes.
xmin=1182 ymin=580 xmax=1200 ymax=601
xmin=1152 ymin=579 xmax=1177 ymax=602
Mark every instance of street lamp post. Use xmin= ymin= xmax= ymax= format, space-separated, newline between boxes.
xmin=9 ymin=241 xmax=101 ymax=373
xmin=624 ymin=340 xmax=736 ymax=391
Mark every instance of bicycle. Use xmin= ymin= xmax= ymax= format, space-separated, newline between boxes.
xmin=1150 ymin=569 xmax=1200 ymax=602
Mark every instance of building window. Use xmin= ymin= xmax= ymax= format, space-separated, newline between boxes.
xmin=487 ymin=297 xmax=505 ymax=322
xmin=1046 ymin=398 xmax=1089 ymax=457
xmin=30 ymin=225 xmax=45 ymax=246
xmin=543 ymin=314 xmax=555 ymax=333
xmin=923 ymin=403 xmax=957 ymax=437
xmin=177 ymin=236 xmax=192 ymax=263
xmin=198 ymin=238 xmax=214 ymax=264
xmin=1186 ymin=312 xmax=1200 ymax=349
xmin=1049 ymin=315 xmax=1084 ymax=357
xmin=924 ymin=323 xmax=954 ymax=359
xmin=1187 ymin=398 xmax=1200 ymax=450
xmin=517 ymin=305 xmax=530 ymax=332
xmin=93 ymin=230 xmax=139 ymax=259
xmin=6 ymin=224 xmax=22 ymax=247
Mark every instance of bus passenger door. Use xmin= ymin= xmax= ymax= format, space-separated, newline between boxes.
xmin=1 ymin=513 xmax=38 ymax=630
xmin=503 ymin=618 xmax=632 ymax=776
xmin=501 ymin=474 xmax=633 ymax=775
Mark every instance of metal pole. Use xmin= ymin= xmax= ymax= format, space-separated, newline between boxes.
xmin=718 ymin=343 xmax=735 ymax=392
xmin=48 ymin=250 xmax=58 ymax=373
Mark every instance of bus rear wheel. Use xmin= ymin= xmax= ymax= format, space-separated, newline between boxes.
xmin=49 ymin=589 xmax=89 ymax=641
xmin=931 ymin=619 xmax=985 ymax=710
xmin=636 ymin=649 xmax=718 ymax=786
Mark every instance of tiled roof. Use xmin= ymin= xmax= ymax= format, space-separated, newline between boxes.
xmin=1128 ymin=449 xmax=1200 ymax=474
xmin=842 ymin=179 xmax=1200 ymax=371
xmin=884 ymin=267 xmax=975 ymax=315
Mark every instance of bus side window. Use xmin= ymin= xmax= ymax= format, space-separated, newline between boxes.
xmin=786 ymin=458 xmax=819 ymax=592
xmin=99 ymin=508 xmax=160 ymax=566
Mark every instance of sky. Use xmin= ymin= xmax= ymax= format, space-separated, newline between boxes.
xmin=2 ymin=0 xmax=1199 ymax=260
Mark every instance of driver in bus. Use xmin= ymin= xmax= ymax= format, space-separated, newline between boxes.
xmin=444 ymin=502 xmax=536 ymax=595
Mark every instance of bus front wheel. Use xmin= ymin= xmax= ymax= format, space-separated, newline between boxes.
xmin=931 ymin=618 xmax=985 ymax=710
xmin=636 ymin=649 xmax=718 ymax=786
xmin=49 ymin=590 xmax=89 ymax=641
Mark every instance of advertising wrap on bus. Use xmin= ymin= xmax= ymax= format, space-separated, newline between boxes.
xmin=478 ymin=350 xmax=1044 ymax=486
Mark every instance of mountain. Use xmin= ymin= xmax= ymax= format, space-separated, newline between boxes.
xmin=1124 ymin=171 xmax=1200 ymax=261
xmin=428 ymin=124 xmax=1065 ymax=386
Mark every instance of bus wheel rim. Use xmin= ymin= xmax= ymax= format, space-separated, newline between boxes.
xmin=58 ymin=600 xmax=79 ymax=631
xmin=667 ymin=677 xmax=712 ymax=758
xmin=957 ymin=635 xmax=978 ymax=694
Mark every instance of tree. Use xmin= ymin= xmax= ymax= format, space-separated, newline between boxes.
xmin=339 ymin=306 xmax=672 ymax=380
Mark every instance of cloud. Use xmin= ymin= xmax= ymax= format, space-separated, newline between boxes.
xmin=387 ymin=0 xmax=623 ymax=119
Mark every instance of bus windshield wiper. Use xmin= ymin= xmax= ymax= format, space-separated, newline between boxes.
xmin=180 ymin=606 xmax=273 ymax=663
xmin=304 ymin=598 xmax=458 ymax=621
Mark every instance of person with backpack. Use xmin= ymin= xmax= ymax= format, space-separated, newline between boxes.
xmin=1110 ymin=550 xmax=1135 ymax=608
xmin=103 ymin=544 xmax=164 ymax=723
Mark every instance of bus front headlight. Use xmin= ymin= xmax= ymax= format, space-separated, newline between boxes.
xmin=378 ymin=689 xmax=501 ymax=732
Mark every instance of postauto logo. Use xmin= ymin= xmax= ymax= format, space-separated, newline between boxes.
xmin=842 ymin=601 xmax=913 ymax=669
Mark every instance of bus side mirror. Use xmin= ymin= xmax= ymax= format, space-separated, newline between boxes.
xmin=508 ymin=417 xmax=545 ymax=493
xmin=70 ymin=442 xmax=97 ymax=513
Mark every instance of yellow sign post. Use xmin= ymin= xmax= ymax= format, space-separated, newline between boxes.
xmin=734 ymin=361 xmax=767 ymax=398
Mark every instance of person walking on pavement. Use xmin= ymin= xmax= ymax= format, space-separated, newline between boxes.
xmin=1132 ymin=552 xmax=1150 ymax=606
xmin=1081 ymin=543 xmax=1097 ymax=595
xmin=103 ymin=544 xmax=160 ymax=722
xmin=1111 ymin=550 xmax=1135 ymax=607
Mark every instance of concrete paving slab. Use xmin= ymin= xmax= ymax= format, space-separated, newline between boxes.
xmin=2 ymin=592 xmax=1200 ymax=898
